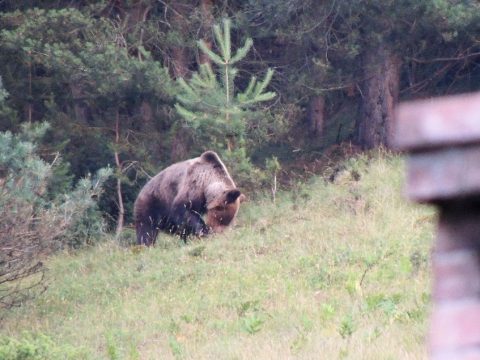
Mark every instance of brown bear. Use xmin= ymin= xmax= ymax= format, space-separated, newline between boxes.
xmin=134 ymin=151 xmax=244 ymax=246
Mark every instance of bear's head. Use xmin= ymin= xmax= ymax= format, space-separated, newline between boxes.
xmin=206 ymin=188 xmax=245 ymax=233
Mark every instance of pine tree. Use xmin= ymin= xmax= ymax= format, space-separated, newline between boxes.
xmin=0 ymin=123 xmax=111 ymax=309
xmin=175 ymin=18 xmax=276 ymax=153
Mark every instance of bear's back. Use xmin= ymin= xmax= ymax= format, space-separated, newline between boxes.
xmin=135 ymin=151 xmax=236 ymax=211
xmin=143 ymin=158 xmax=194 ymax=202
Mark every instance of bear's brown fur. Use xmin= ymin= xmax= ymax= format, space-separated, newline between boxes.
xmin=134 ymin=151 xmax=244 ymax=245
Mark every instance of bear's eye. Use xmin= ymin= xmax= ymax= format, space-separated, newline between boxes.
xmin=214 ymin=205 xmax=224 ymax=211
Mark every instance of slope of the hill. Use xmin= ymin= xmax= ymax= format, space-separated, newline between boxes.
xmin=0 ymin=152 xmax=435 ymax=359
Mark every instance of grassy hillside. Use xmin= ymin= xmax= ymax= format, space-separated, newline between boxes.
xmin=0 ymin=152 xmax=435 ymax=360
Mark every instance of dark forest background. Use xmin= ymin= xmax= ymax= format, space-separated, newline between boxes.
xmin=1 ymin=0 xmax=479 ymax=233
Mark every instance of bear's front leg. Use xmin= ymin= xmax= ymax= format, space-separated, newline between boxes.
xmin=184 ymin=210 xmax=210 ymax=238
xmin=135 ymin=217 xmax=158 ymax=246
xmin=172 ymin=205 xmax=209 ymax=241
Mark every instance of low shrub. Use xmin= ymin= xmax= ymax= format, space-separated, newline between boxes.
xmin=0 ymin=333 xmax=87 ymax=360
xmin=0 ymin=123 xmax=111 ymax=310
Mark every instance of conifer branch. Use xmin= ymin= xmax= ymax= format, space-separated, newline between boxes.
xmin=253 ymin=68 xmax=274 ymax=97
xmin=174 ymin=104 xmax=198 ymax=122
xmin=177 ymin=77 xmax=197 ymax=98
xmin=197 ymin=40 xmax=224 ymax=65
xmin=213 ymin=23 xmax=227 ymax=61
xmin=238 ymin=76 xmax=257 ymax=101
xmin=223 ymin=18 xmax=231 ymax=62
xmin=231 ymin=38 xmax=253 ymax=64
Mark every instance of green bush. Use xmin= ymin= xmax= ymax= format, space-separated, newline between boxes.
xmin=60 ymin=168 xmax=112 ymax=248
xmin=0 ymin=333 xmax=86 ymax=360
xmin=0 ymin=123 xmax=111 ymax=309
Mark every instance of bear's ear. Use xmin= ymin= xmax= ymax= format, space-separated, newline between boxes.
xmin=201 ymin=151 xmax=222 ymax=166
xmin=225 ymin=189 xmax=242 ymax=204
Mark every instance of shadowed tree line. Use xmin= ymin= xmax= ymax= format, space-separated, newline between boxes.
xmin=0 ymin=0 xmax=479 ymax=231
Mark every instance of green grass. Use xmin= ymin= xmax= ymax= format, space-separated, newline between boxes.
xmin=0 ymin=152 xmax=435 ymax=359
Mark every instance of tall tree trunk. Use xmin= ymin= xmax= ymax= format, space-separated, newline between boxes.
xmin=25 ymin=51 xmax=33 ymax=123
xmin=170 ymin=126 xmax=191 ymax=162
xmin=307 ymin=95 xmax=325 ymax=137
xmin=124 ymin=1 xmax=151 ymax=32
xmin=169 ymin=1 xmax=190 ymax=79
xmin=110 ymin=1 xmax=151 ymax=58
xmin=114 ymin=110 xmax=124 ymax=239
xmin=123 ymin=2 xmax=154 ymax=127
xmin=171 ymin=47 xmax=189 ymax=78
xmin=168 ymin=1 xmax=195 ymax=161
xmin=356 ymin=45 xmax=401 ymax=149
xmin=70 ymin=82 xmax=89 ymax=123
xmin=199 ymin=0 xmax=214 ymax=65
